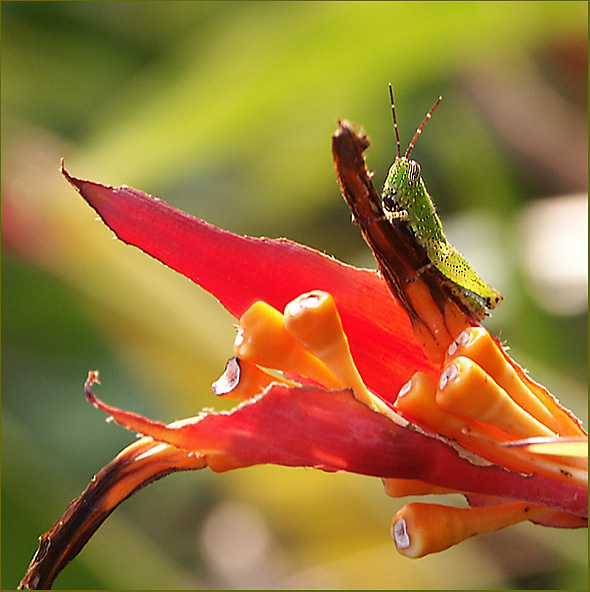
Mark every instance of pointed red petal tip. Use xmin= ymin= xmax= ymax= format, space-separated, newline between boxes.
xmin=61 ymin=164 xmax=436 ymax=400
xmin=84 ymin=370 xmax=102 ymax=407
xmin=61 ymin=160 xmax=103 ymax=197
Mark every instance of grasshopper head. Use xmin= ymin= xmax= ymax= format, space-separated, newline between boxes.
xmin=382 ymin=157 xmax=422 ymax=212
xmin=485 ymin=289 xmax=503 ymax=309
xmin=384 ymin=87 xmax=441 ymax=213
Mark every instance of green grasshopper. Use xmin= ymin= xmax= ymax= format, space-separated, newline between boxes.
xmin=380 ymin=85 xmax=502 ymax=318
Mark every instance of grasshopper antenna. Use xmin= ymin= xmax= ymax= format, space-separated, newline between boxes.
xmin=388 ymin=83 xmax=401 ymax=159
xmin=405 ymin=96 xmax=442 ymax=160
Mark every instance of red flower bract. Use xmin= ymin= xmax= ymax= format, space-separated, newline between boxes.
xmin=82 ymin=372 xmax=586 ymax=513
xmin=59 ymin=162 xmax=586 ymax=516
xmin=17 ymin=142 xmax=586 ymax=589
xmin=61 ymin=162 xmax=436 ymax=403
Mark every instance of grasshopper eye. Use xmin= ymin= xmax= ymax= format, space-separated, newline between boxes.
xmin=407 ymin=161 xmax=421 ymax=183
xmin=486 ymin=293 xmax=503 ymax=308
xmin=383 ymin=190 xmax=397 ymax=212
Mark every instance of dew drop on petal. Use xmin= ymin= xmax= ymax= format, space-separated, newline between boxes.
xmin=448 ymin=328 xmax=470 ymax=356
xmin=105 ymin=415 xmax=114 ymax=424
xmin=286 ymin=291 xmax=324 ymax=317
xmin=299 ymin=292 xmax=323 ymax=308
xmin=234 ymin=327 xmax=245 ymax=348
xmin=212 ymin=357 xmax=242 ymax=395
xmin=447 ymin=339 xmax=459 ymax=357
xmin=439 ymin=362 xmax=459 ymax=390
xmin=392 ymin=517 xmax=410 ymax=550
xmin=397 ymin=379 xmax=413 ymax=399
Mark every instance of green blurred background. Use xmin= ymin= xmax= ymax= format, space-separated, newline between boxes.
xmin=2 ymin=1 xmax=587 ymax=589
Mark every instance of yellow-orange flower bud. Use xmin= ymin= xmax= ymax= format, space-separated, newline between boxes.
xmin=392 ymin=501 xmax=550 ymax=558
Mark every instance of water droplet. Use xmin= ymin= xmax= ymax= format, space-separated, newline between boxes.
xmin=397 ymin=379 xmax=413 ymax=398
xmin=234 ymin=327 xmax=245 ymax=347
xmin=448 ymin=329 xmax=471 ymax=356
xmin=212 ymin=357 xmax=242 ymax=395
xmin=392 ymin=517 xmax=410 ymax=549
xmin=439 ymin=362 xmax=459 ymax=390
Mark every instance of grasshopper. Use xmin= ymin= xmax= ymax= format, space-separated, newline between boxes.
xmin=381 ymin=85 xmax=502 ymax=318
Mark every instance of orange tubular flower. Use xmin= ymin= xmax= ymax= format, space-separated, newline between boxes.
xmin=18 ymin=124 xmax=586 ymax=590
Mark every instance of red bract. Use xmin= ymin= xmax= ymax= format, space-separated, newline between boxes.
xmin=57 ymin=163 xmax=586 ymax=509
xmin=81 ymin=370 xmax=586 ymax=511
xmin=18 ymin=140 xmax=586 ymax=588
xmin=60 ymin=162 xmax=436 ymax=403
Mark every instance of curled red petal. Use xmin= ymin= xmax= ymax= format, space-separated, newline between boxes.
xmin=18 ymin=437 xmax=206 ymax=590
xmin=62 ymin=164 xmax=437 ymax=399
xmin=85 ymin=376 xmax=587 ymax=517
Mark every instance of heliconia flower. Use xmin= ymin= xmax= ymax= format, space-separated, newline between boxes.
xmin=19 ymin=125 xmax=586 ymax=590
